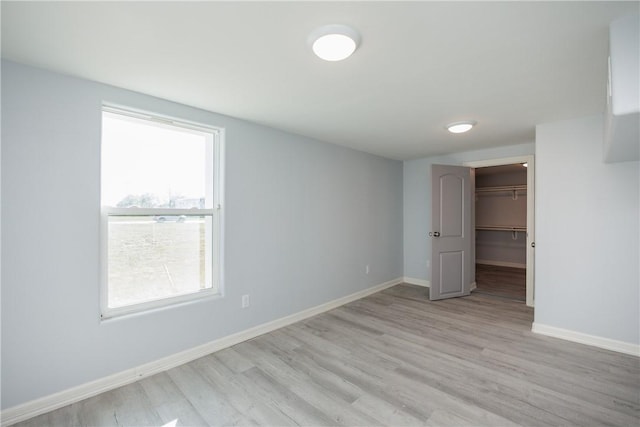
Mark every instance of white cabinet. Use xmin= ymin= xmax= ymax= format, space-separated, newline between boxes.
xmin=604 ymin=14 xmax=639 ymax=163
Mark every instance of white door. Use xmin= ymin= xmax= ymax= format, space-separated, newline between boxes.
xmin=430 ymin=165 xmax=472 ymax=300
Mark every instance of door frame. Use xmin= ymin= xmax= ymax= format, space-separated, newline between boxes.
xmin=463 ymin=155 xmax=535 ymax=307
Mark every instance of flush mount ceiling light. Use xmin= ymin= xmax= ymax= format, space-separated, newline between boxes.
xmin=309 ymin=24 xmax=360 ymax=61
xmin=446 ymin=121 xmax=477 ymax=134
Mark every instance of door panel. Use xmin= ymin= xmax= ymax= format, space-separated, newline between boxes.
xmin=440 ymin=174 xmax=464 ymax=237
xmin=439 ymin=251 xmax=464 ymax=295
xmin=430 ymin=164 xmax=472 ymax=301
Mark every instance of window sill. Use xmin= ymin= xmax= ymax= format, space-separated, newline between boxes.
xmin=100 ymin=289 xmax=223 ymax=321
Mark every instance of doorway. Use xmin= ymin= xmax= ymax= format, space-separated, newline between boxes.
xmin=474 ymin=163 xmax=527 ymax=301
xmin=464 ymin=155 xmax=535 ymax=307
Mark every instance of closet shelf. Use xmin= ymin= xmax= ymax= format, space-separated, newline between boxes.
xmin=476 ymin=185 xmax=527 ymax=200
xmin=476 ymin=225 xmax=527 ymax=232
xmin=476 ymin=185 xmax=527 ymax=193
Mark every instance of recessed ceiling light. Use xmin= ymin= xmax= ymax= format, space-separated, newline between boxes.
xmin=309 ymin=24 xmax=360 ymax=61
xmin=446 ymin=121 xmax=477 ymax=134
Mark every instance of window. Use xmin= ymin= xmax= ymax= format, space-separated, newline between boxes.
xmin=101 ymin=106 xmax=223 ymax=318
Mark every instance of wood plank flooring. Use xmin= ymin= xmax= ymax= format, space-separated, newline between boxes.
xmin=15 ymin=284 xmax=639 ymax=426
xmin=475 ymin=264 xmax=526 ymax=301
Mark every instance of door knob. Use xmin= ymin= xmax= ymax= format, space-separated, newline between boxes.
xmin=531 ymin=242 xmax=535 ymax=248
xmin=430 ymin=231 xmax=441 ymax=237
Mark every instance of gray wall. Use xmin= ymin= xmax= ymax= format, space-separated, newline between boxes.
xmin=535 ymin=115 xmax=639 ymax=345
xmin=403 ymin=143 xmax=534 ymax=281
xmin=475 ymin=170 xmax=527 ymax=187
xmin=1 ymin=61 xmax=403 ymax=409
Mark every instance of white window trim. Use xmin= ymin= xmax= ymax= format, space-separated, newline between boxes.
xmin=100 ymin=105 xmax=225 ymax=319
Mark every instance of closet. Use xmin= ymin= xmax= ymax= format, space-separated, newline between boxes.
xmin=474 ymin=164 xmax=527 ymax=300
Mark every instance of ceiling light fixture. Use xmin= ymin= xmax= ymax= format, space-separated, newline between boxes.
xmin=309 ymin=24 xmax=360 ymax=61
xmin=446 ymin=121 xmax=477 ymax=134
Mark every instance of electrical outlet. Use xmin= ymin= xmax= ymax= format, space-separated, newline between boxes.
xmin=242 ymin=294 xmax=250 ymax=308
xmin=365 ymin=264 xmax=370 ymax=274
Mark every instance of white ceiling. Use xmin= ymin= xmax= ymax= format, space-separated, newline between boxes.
xmin=2 ymin=1 xmax=638 ymax=160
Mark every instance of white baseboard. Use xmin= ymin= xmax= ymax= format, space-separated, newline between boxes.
xmin=532 ymin=322 xmax=639 ymax=357
xmin=476 ymin=259 xmax=526 ymax=269
xmin=0 ymin=277 xmax=403 ymax=427
xmin=402 ymin=277 xmax=430 ymax=287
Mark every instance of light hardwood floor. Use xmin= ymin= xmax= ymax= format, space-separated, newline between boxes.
xmin=475 ymin=264 xmax=526 ymax=301
xmin=15 ymin=285 xmax=640 ymax=426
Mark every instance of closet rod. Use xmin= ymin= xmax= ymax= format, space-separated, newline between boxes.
xmin=475 ymin=225 xmax=527 ymax=232
xmin=475 ymin=185 xmax=527 ymax=193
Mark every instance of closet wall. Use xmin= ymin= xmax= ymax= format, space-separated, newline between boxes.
xmin=475 ymin=165 xmax=527 ymax=268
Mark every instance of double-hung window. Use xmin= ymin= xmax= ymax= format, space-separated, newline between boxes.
xmin=101 ymin=106 xmax=223 ymax=318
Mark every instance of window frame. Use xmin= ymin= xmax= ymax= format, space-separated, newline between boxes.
xmin=100 ymin=105 xmax=224 ymax=319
